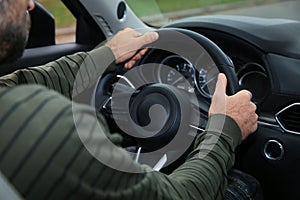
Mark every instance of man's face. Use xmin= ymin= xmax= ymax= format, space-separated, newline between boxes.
xmin=0 ymin=0 xmax=35 ymax=64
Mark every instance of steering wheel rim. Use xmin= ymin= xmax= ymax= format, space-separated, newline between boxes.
xmin=94 ymin=28 xmax=239 ymax=168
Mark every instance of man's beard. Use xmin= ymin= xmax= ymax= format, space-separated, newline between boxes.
xmin=0 ymin=12 xmax=31 ymax=65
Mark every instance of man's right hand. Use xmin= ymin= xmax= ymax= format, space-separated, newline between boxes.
xmin=209 ymin=73 xmax=258 ymax=140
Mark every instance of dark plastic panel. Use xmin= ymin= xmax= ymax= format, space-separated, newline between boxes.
xmin=26 ymin=2 xmax=55 ymax=48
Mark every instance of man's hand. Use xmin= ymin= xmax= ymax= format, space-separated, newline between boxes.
xmin=209 ymin=73 xmax=258 ymax=140
xmin=105 ymin=28 xmax=159 ymax=68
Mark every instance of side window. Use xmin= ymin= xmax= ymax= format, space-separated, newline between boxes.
xmin=32 ymin=0 xmax=76 ymax=44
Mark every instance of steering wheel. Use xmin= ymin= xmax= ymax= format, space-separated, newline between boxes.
xmin=94 ymin=28 xmax=239 ymax=169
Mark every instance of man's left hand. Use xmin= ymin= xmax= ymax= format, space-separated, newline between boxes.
xmin=105 ymin=28 xmax=159 ymax=68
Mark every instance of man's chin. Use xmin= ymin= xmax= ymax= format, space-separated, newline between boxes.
xmin=0 ymin=40 xmax=26 ymax=65
xmin=0 ymin=13 xmax=31 ymax=65
xmin=7 ymin=49 xmax=25 ymax=64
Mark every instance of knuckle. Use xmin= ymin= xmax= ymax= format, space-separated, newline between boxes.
xmin=253 ymin=123 xmax=258 ymax=132
xmin=124 ymin=27 xmax=132 ymax=31
xmin=240 ymin=89 xmax=252 ymax=100
xmin=144 ymin=34 xmax=153 ymax=43
xmin=252 ymin=103 xmax=257 ymax=112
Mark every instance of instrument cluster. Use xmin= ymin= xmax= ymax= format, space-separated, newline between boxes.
xmin=154 ymin=54 xmax=218 ymax=99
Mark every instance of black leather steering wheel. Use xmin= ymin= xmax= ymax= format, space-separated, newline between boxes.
xmin=94 ymin=28 xmax=239 ymax=168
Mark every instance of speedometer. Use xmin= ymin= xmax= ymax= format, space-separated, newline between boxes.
xmin=158 ymin=55 xmax=196 ymax=93
xmin=156 ymin=54 xmax=218 ymax=99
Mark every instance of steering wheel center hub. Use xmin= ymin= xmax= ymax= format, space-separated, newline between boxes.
xmin=129 ymin=83 xmax=185 ymax=151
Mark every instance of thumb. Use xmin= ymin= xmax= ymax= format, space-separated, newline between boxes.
xmin=214 ymin=73 xmax=227 ymax=95
xmin=209 ymin=73 xmax=227 ymax=116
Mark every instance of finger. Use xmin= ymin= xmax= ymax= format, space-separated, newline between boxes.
xmin=134 ymin=48 xmax=148 ymax=60
xmin=214 ymin=73 xmax=227 ymax=95
xmin=139 ymin=48 xmax=148 ymax=56
xmin=124 ymin=48 xmax=149 ymax=69
xmin=122 ymin=27 xmax=134 ymax=33
xmin=237 ymin=90 xmax=253 ymax=100
xmin=134 ymin=32 xmax=159 ymax=49
xmin=245 ymin=90 xmax=253 ymax=100
xmin=132 ymin=30 xmax=143 ymax=37
xmin=124 ymin=60 xmax=135 ymax=69
xmin=250 ymin=101 xmax=257 ymax=112
xmin=117 ymin=49 xmax=142 ymax=65
xmin=250 ymin=117 xmax=258 ymax=133
xmin=132 ymin=52 xmax=142 ymax=61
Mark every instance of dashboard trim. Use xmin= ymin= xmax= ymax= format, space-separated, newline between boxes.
xmin=275 ymin=103 xmax=300 ymax=135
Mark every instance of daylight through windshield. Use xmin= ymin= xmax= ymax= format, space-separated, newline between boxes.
xmin=126 ymin=0 xmax=300 ymax=26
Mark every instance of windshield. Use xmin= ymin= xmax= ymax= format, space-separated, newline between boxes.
xmin=126 ymin=0 xmax=300 ymax=26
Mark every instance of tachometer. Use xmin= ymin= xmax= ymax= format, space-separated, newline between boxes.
xmin=195 ymin=68 xmax=218 ymax=99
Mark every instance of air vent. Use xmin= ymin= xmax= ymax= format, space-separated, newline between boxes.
xmin=275 ymin=103 xmax=300 ymax=135
xmin=95 ymin=15 xmax=113 ymax=36
xmin=237 ymin=63 xmax=269 ymax=103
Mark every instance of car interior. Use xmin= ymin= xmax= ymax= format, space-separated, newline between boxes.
xmin=1 ymin=0 xmax=300 ymax=199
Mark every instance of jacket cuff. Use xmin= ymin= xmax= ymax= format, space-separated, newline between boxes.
xmin=87 ymin=46 xmax=117 ymax=75
xmin=206 ymin=114 xmax=242 ymax=149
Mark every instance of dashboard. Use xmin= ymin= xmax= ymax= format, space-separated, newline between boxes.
xmin=164 ymin=15 xmax=300 ymax=115
xmin=195 ymin=28 xmax=271 ymax=105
